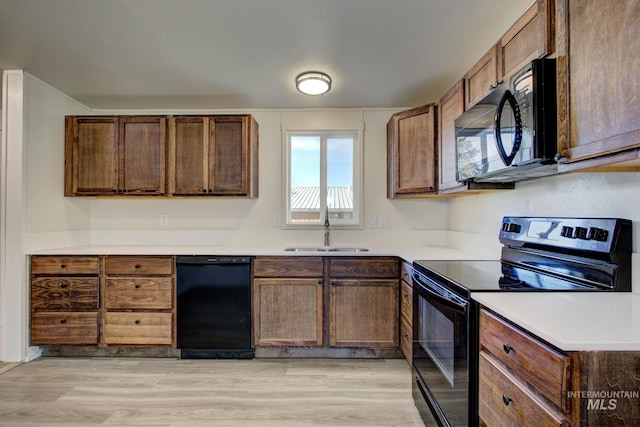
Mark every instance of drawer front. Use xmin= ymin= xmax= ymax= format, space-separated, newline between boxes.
xmin=400 ymin=279 xmax=413 ymax=322
xmin=31 ymin=312 xmax=99 ymax=345
xmin=328 ymin=257 xmax=399 ymax=278
xmin=104 ymin=312 xmax=173 ymax=345
xmin=105 ymin=278 xmax=173 ymax=309
xmin=480 ymin=309 xmax=570 ymax=410
xmin=31 ymin=256 xmax=100 ymax=275
xmin=253 ymin=256 xmax=323 ymax=277
xmin=400 ymin=315 xmax=412 ymax=365
xmin=105 ymin=256 xmax=174 ymax=276
xmin=31 ymin=277 xmax=99 ymax=310
xmin=479 ymin=352 xmax=568 ymax=427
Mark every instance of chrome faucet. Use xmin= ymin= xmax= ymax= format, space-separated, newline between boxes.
xmin=324 ymin=206 xmax=330 ymax=247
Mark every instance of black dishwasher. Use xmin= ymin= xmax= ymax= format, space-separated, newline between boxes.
xmin=176 ymin=256 xmax=253 ymax=359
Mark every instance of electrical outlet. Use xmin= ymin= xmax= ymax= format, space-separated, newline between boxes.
xmin=160 ymin=214 xmax=169 ymax=226
xmin=368 ymin=215 xmax=377 ymax=228
xmin=273 ymin=214 xmax=281 ymax=227
xmin=377 ymin=215 xmax=388 ymax=228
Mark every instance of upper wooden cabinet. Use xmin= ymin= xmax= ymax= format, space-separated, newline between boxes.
xmin=167 ymin=115 xmax=259 ymax=197
xmin=464 ymin=0 xmax=554 ymax=110
xmin=387 ymin=103 xmax=438 ymax=198
xmin=65 ymin=114 xmax=258 ymax=198
xmin=556 ymin=0 xmax=640 ymax=170
xmin=65 ymin=116 xmax=166 ymax=196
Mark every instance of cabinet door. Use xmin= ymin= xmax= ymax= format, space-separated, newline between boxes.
xmin=438 ymin=80 xmax=466 ymax=193
xmin=65 ymin=116 xmax=119 ymax=196
xmin=464 ymin=46 xmax=498 ymax=109
xmin=210 ymin=116 xmax=250 ymax=195
xmin=387 ymin=104 xmax=437 ymax=197
xmin=557 ymin=0 xmax=640 ymax=164
xmin=253 ymin=278 xmax=323 ymax=346
xmin=498 ymin=0 xmax=553 ymax=82
xmin=119 ymin=116 xmax=166 ymax=194
xmin=169 ymin=116 xmax=209 ymax=194
xmin=329 ymin=279 xmax=399 ymax=348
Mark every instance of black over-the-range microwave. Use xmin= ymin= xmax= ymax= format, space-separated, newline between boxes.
xmin=455 ymin=58 xmax=558 ymax=183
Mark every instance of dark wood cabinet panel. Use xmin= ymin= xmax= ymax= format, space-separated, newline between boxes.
xmin=170 ymin=116 xmax=208 ymax=194
xmin=328 ymin=256 xmax=399 ymax=278
xmin=31 ymin=277 xmax=99 ymax=311
xmin=464 ymin=46 xmax=498 ymax=110
xmin=119 ymin=116 xmax=166 ymax=194
xmin=31 ymin=312 xmax=99 ymax=345
xmin=556 ymin=0 xmax=640 ymax=167
xmin=387 ymin=104 xmax=437 ymax=197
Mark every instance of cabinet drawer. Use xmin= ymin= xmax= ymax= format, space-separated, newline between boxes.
xmin=480 ymin=310 xmax=570 ymax=410
xmin=104 ymin=312 xmax=173 ymax=345
xmin=253 ymin=256 xmax=323 ymax=277
xmin=31 ymin=312 xmax=98 ymax=345
xmin=105 ymin=278 xmax=173 ymax=309
xmin=479 ymin=352 xmax=568 ymax=427
xmin=400 ymin=279 xmax=412 ymax=323
xmin=31 ymin=256 xmax=100 ymax=275
xmin=31 ymin=277 xmax=99 ymax=310
xmin=400 ymin=315 xmax=412 ymax=365
xmin=328 ymin=257 xmax=399 ymax=278
xmin=105 ymin=256 xmax=174 ymax=276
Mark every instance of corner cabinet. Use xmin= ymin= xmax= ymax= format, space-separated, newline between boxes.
xmin=65 ymin=114 xmax=258 ymax=198
xmin=387 ymin=104 xmax=438 ymax=198
xmin=65 ymin=116 xmax=167 ymax=196
xmin=168 ymin=115 xmax=259 ymax=197
xmin=556 ymin=0 xmax=640 ymax=170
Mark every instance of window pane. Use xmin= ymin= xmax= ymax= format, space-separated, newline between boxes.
xmin=327 ymin=138 xmax=354 ymax=220
xmin=290 ymin=136 xmax=320 ymax=223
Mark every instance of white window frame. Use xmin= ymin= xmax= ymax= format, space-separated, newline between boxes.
xmin=284 ymin=129 xmax=363 ymax=229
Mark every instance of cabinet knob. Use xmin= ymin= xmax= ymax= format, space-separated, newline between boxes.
xmin=330 ymin=281 xmax=337 ymax=286
xmin=134 ymin=284 xmax=140 ymax=289
xmin=317 ymin=279 xmax=323 ymax=285
xmin=60 ymin=283 xmax=67 ymax=289
xmin=503 ymin=343 xmax=513 ymax=354
xmin=60 ymin=264 xmax=66 ymax=269
xmin=134 ymin=320 xmax=140 ymax=325
xmin=60 ymin=319 xmax=66 ymax=324
xmin=134 ymin=264 xmax=141 ymax=269
xmin=502 ymin=394 xmax=513 ymax=406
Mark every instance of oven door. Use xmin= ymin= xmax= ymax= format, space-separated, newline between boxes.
xmin=412 ymin=271 xmax=477 ymax=427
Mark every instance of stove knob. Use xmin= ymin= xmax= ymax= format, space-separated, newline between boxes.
xmin=573 ymin=226 xmax=589 ymax=240
xmin=502 ymin=222 xmax=510 ymax=232
xmin=587 ymin=227 xmax=608 ymax=242
xmin=508 ymin=223 xmax=521 ymax=233
xmin=560 ymin=226 xmax=573 ymax=238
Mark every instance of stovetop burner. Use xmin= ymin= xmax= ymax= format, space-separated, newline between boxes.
xmin=414 ymin=216 xmax=632 ymax=294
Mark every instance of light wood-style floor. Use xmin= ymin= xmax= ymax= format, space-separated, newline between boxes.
xmin=0 ymin=357 xmax=426 ymax=426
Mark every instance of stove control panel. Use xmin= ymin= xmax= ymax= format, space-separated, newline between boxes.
xmin=499 ymin=217 xmax=631 ymax=253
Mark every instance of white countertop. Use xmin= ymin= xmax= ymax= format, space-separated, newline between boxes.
xmin=473 ymin=292 xmax=640 ymax=351
xmin=30 ymin=244 xmax=490 ymax=263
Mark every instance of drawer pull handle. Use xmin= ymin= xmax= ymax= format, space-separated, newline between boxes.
xmin=60 ymin=264 xmax=66 ymax=269
xmin=502 ymin=394 xmax=513 ymax=406
xmin=503 ymin=343 xmax=513 ymax=354
xmin=134 ymin=320 xmax=140 ymax=325
xmin=134 ymin=284 xmax=140 ymax=289
xmin=60 ymin=319 xmax=66 ymax=324
xmin=134 ymin=264 xmax=141 ymax=269
xmin=60 ymin=283 xmax=67 ymax=288
xmin=317 ymin=279 xmax=322 ymax=285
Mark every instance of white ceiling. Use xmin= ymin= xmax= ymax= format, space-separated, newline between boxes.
xmin=0 ymin=0 xmax=532 ymax=110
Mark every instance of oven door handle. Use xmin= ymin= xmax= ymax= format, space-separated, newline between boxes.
xmin=413 ymin=275 xmax=468 ymax=314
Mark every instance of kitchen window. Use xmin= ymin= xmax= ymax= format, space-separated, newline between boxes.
xmin=284 ymin=130 xmax=363 ymax=228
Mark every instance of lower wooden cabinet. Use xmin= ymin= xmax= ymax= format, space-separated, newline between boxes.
xmin=30 ymin=255 xmax=176 ymax=348
xmin=253 ymin=256 xmax=400 ymax=352
xmin=479 ymin=308 xmax=640 ymax=426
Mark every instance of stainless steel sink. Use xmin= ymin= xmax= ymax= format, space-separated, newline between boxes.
xmin=284 ymin=247 xmax=369 ymax=252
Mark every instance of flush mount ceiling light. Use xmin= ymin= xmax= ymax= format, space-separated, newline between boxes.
xmin=295 ymin=71 xmax=332 ymax=95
